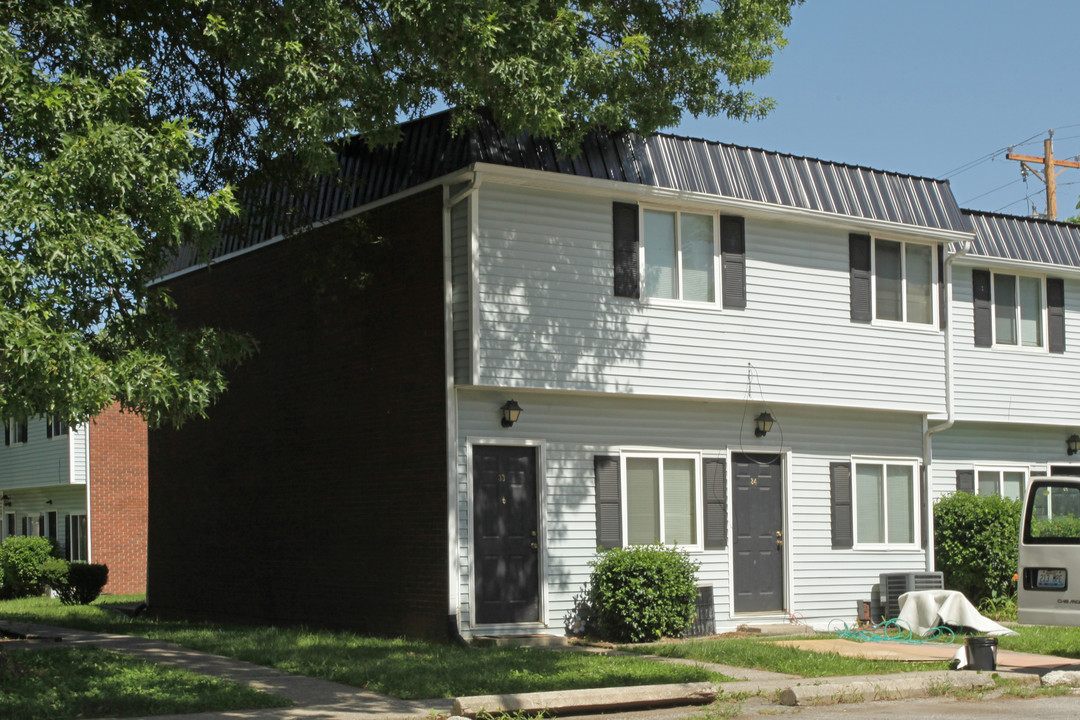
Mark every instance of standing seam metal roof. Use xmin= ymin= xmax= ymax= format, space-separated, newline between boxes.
xmin=170 ymin=110 xmax=973 ymax=273
xmin=964 ymin=210 xmax=1080 ymax=268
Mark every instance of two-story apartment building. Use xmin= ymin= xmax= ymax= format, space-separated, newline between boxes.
xmin=1 ymin=404 xmax=148 ymax=595
xmin=930 ymin=211 xmax=1080 ymax=501
xmin=147 ymin=111 xmax=1079 ymax=640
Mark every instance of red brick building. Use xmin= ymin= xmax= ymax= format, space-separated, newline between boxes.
xmin=1 ymin=403 xmax=148 ymax=595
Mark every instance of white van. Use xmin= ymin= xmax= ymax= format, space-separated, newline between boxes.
xmin=1018 ymin=476 xmax=1080 ymax=626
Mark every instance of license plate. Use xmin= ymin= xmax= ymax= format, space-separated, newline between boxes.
xmin=1037 ymin=568 xmax=1067 ymax=589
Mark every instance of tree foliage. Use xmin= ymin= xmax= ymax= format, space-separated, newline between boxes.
xmin=1 ymin=0 xmax=799 ymax=426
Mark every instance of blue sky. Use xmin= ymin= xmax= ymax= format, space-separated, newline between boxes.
xmin=669 ymin=0 xmax=1080 ymax=220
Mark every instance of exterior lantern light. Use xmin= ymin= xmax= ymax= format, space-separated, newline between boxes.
xmin=1 ymin=493 xmax=10 ymax=507
xmin=754 ymin=412 xmax=775 ymax=438
xmin=501 ymin=400 xmax=523 ymax=428
xmin=1068 ymin=434 xmax=1080 ymax=456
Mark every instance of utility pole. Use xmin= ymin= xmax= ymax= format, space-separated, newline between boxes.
xmin=1006 ymin=130 xmax=1080 ymax=220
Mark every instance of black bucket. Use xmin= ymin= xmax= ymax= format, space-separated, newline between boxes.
xmin=965 ymin=636 xmax=998 ymax=671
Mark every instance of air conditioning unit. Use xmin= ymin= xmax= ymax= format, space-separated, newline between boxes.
xmin=879 ymin=572 xmax=943 ymax=621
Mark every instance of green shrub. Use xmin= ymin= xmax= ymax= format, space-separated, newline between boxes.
xmin=934 ymin=492 xmax=1021 ymax=605
xmin=0 ymin=536 xmax=63 ymax=598
xmin=587 ymin=545 xmax=699 ymax=643
xmin=52 ymin=562 xmax=109 ymax=605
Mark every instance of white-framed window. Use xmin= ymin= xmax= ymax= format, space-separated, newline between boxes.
xmin=873 ymin=238 xmax=935 ymax=325
xmin=642 ymin=209 xmax=717 ymax=304
xmin=976 ymin=467 xmax=1027 ymax=501
xmin=622 ymin=452 xmax=702 ymax=548
xmin=992 ymin=272 xmax=1044 ymax=348
xmin=46 ymin=414 xmax=68 ymax=438
xmin=5 ymin=418 xmax=28 ymax=446
xmin=66 ymin=514 xmax=88 ymax=562
xmin=853 ymin=457 xmax=920 ymax=548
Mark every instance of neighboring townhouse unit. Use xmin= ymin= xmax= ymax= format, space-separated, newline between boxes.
xmin=930 ymin=211 xmax=1080 ymax=504
xmin=149 ymin=111 xmax=996 ymax=640
xmin=0 ymin=404 xmax=148 ymax=595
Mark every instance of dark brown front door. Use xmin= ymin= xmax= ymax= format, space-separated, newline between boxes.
xmin=732 ymin=452 xmax=784 ymax=613
xmin=473 ymin=445 xmax=539 ymax=624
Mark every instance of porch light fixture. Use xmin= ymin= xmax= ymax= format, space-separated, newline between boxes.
xmin=754 ymin=412 xmax=775 ymax=438
xmin=45 ymin=499 xmax=53 ymax=505
xmin=1068 ymin=434 xmax=1080 ymax=456
xmin=1 ymin=493 xmax=9 ymax=507
xmin=500 ymin=399 xmax=523 ymax=428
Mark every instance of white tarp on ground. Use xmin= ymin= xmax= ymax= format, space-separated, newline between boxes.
xmin=896 ymin=589 xmax=1019 ymax=637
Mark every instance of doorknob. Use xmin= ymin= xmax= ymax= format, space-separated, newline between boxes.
xmin=530 ymin=542 xmax=538 ymax=550
xmin=776 ymin=530 xmax=783 ymax=550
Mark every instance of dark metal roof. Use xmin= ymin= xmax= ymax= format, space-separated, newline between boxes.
xmin=964 ymin=210 xmax=1080 ymax=268
xmin=165 ymin=110 xmax=972 ymax=274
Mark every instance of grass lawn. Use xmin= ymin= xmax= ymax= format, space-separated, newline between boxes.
xmin=0 ymin=595 xmax=724 ymax=699
xmin=632 ymin=636 xmax=951 ymax=676
xmin=996 ymin=624 xmax=1080 ymax=658
xmin=0 ymin=646 xmax=290 ymax=720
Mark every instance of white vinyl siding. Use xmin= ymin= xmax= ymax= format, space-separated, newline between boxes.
xmin=454 ymin=389 xmax=928 ymax=636
xmin=0 ymin=416 xmax=76 ymax=488
xmin=953 ymin=269 xmax=1079 ymax=423
xmin=470 ymin=182 xmax=946 ymax=414
xmin=928 ymin=423 xmax=1056 ymax=502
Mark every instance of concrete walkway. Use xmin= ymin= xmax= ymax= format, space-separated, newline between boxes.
xmin=0 ymin=620 xmax=1068 ymax=719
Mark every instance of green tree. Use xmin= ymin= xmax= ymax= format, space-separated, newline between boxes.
xmin=1 ymin=0 xmax=799 ymax=426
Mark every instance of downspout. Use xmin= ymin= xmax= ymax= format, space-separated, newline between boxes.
xmin=922 ymin=239 xmax=974 ymax=570
xmin=443 ymin=172 xmax=479 ymax=645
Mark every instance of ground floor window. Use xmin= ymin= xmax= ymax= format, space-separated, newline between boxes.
xmin=623 ymin=453 xmax=701 ymax=548
xmin=66 ymin=514 xmax=88 ymax=561
xmin=977 ymin=468 xmax=1026 ymax=501
xmin=853 ymin=458 xmax=919 ymax=547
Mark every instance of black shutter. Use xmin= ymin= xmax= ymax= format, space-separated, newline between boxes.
xmin=849 ymin=234 xmax=872 ymax=322
xmin=594 ymin=455 xmax=622 ymax=549
xmin=830 ymin=462 xmax=854 ymax=549
xmin=1048 ymin=277 xmax=1065 ymax=354
xmin=65 ymin=515 xmax=72 ymax=560
xmin=18 ymin=422 xmax=26 ymax=444
xmin=613 ymin=202 xmax=640 ymax=298
xmin=37 ymin=515 xmax=44 ymax=536
xmin=21 ymin=517 xmax=27 ymax=535
xmin=956 ymin=469 xmax=975 ymax=494
xmin=4 ymin=423 xmax=8 ymax=446
xmin=47 ymin=511 xmax=57 ymax=540
xmin=703 ymin=458 xmax=728 ymax=549
xmin=938 ymin=245 xmax=947 ymax=330
xmin=720 ymin=215 xmax=746 ymax=309
xmin=46 ymin=417 xmax=53 ymax=439
xmin=972 ymin=269 xmax=992 ymax=347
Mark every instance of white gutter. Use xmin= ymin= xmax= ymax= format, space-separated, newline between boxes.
xmin=443 ymin=172 xmax=479 ymax=642
xmin=922 ymin=239 xmax=974 ymax=570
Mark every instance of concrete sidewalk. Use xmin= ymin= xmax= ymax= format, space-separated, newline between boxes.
xmin=0 ymin=620 xmax=1065 ymax=720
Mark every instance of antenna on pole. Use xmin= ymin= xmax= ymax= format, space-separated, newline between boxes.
xmin=1006 ymin=130 xmax=1080 ymax=219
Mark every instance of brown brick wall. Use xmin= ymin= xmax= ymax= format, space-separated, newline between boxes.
xmin=88 ymin=403 xmax=149 ymax=594
xmin=148 ymin=188 xmax=449 ymax=639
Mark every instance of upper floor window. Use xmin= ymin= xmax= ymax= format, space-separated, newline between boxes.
xmin=849 ymin=233 xmax=937 ymax=327
xmin=623 ymin=453 xmax=701 ymax=548
xmin=46 ymin=415 xmax=68 ymax=438
xmin=874 ymin=239 xmax=934 ymax=324
xmin=613 ymin=202 xmax=746 ymax=308
xmin=852 ymin=458 xmax=920 ymax=548
xmin=993 ymin=273 xmax=1043 ymax=347
xmin=4 ymin=419 xmax=28 ymax=446
xmin=643 ymin=210 xmax=716 ymax=303
xmin=973 ymin=270 xmax=1064 ymax=353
